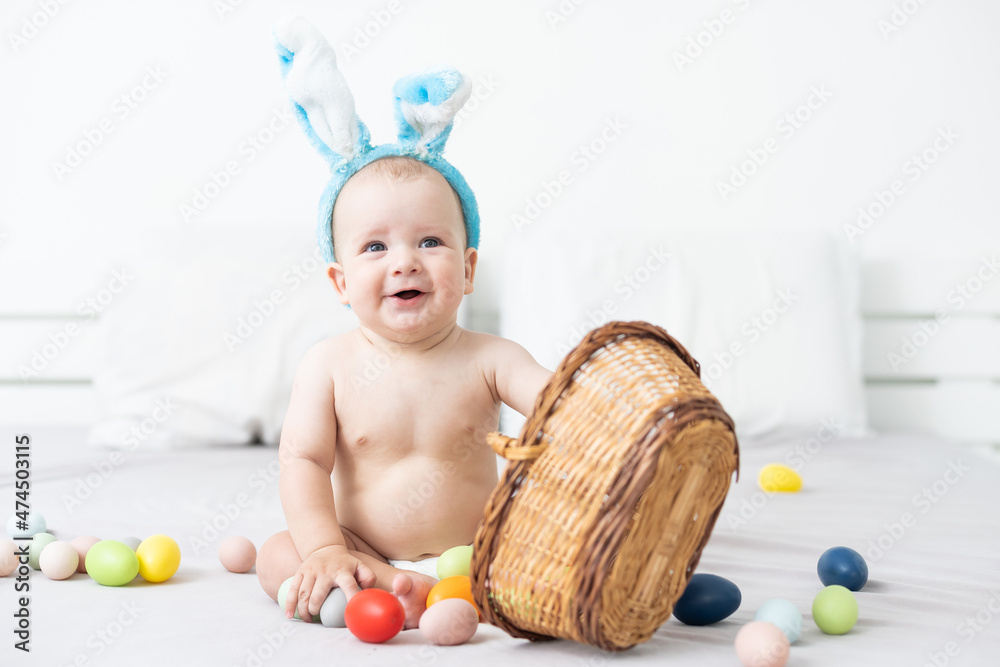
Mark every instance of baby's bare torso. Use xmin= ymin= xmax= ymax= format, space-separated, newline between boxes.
xmin=329 ymin=328 xmax=501 ymax=561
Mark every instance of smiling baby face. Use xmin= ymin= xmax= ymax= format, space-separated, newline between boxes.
xmin=327 ymin=157 xmax=477 ymax=341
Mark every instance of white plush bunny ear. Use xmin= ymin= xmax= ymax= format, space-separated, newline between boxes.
xmin=273 ymin=16 xmax=370 ymax=169
xmin=393 ymin=67 xmax=472 ymax=156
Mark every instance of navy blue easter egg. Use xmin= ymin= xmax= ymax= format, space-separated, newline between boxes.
xmin=817 ymin=546 xmax=868 ymax=591
xmin=672 ymin=573 xmax=742 ymax=626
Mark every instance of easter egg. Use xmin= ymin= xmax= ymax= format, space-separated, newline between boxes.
xmin=29 ymin=533 xmax=57 ymax=570
xmin=672 ymin=573 xmax=742 ymax=626
xmin=219 ymin=536 xmax=257 ymax=574
xmin=436 ymin=545 xmax=473 ymax=580
xmin=120 ymin=536 xmax=142 ymax=552
xmin=70 ymin=536 xmax=101 ymax=574
xmin=276 ymin=577 xmax=320 ymax=622
xmin=817 ymin=546 xmax=868 ymax=591
xmin=419 ymin=598 xmax=479 ymax=646
xmin=754 ymin=599 xmax=803 ymax=643
xmin=0 ymin=539 xmax=18 ymax=577
xmin=812 ymin=585 xmax=858 ymax=635
xmin=735 ymin=621 xmax=790 ymax=667
xmin=320 ymin=587 xmax=348 ymax=628
xmin=6 ymin=511 xmax=46 ymax=538
xmin=86 ymin=540 xmax=140 ymax=586
xmin=345 ymin=588 xmax=405 ymax=643
xmin=426 ymin=575 xmax=477 ymax=613
xmin=136 ymin=535 xmax=181 ymax=583
xmin=39 ymin=541 xmax=79 ymax=580
xmin=758 ymin=464 xmax=802 ymax=493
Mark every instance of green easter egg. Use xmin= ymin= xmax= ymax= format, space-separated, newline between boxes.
xmin=277 ymin=577 xmax=320 ymax=621
xmin=812 ymin=584 xmax=859 ymax=635
xmin=29 ymin=533 xmax=57 ymax=570
xmin=86 ymin=540 xmax=140 ymax=586
xmin=436 ymin=545 xmax=474 ymax=580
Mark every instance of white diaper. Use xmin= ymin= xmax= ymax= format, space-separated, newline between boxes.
xmin=388 ymin=556 xmax=440 ymax=579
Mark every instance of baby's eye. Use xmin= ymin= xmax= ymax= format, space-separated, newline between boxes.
xmin=363 ymin=242 xmax=386 ymax=253
xmin=420 ymin=238 xmax=440 ymax=248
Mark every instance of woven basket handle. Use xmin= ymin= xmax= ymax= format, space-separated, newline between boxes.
xmin=487 ymin=432 xmax=547 ymax=461
xmin=489 ymin=321 xmax=702 ymax=465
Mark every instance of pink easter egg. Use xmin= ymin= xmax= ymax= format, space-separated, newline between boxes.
xmin=735 ymin=621 xmax=790 ymax=667
xmin=70 ymin=536 xmax=101 ymax=574
xmin=418 ymin=598 xmax=479 ymax=646
xmin=219 ymin=536 xmax=257 ymax=574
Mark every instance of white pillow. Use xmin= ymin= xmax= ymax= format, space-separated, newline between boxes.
xmin=499 ymin=227 xmax=866 ymax=440
xmin=87 ymin=225 xmax=355 ymax=448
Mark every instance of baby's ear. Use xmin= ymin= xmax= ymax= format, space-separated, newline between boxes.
xmin=463 ymin=246 xmax=478 ymax=295
xmin=273 ymin=16 xmax=371 ymax=169
xmin=326 ymin=263 xmax=350 ymax=306
xmin=392 ymin=66 xmax=472 ymax=156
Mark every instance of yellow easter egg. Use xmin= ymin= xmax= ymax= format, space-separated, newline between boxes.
xmin=758 ymin=464 xmax=802 ymax=492
xmin=136 ymin=534 xmax=181 ymax=583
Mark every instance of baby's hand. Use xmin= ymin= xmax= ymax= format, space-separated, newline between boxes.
xmin=284 ymin=545 xmax=377 ymax=622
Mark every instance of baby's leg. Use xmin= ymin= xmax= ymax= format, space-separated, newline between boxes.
xmin=256 ymin=529 xmax=438 ymax=628
xmin=256 ymin=530 xmax=303 ymax=601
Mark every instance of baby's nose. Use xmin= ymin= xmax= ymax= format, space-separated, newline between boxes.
xmin=390 ymin=248 xmax=421 ymax=275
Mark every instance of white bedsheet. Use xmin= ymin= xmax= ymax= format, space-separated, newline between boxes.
xmin=1 ymin=427 xmax=998 ymax=666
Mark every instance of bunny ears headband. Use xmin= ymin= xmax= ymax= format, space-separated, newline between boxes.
xmin=273 ymin=16 xmax=480 ymax=264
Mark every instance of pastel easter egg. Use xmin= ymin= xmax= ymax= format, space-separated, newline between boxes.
xmin=277 ymin=577 xmax=320 ymax=622
xmin=120 ymin=536 xmax=142 ymax=552
xmin=419 ymin=598 xmax=479 ymax=646
xmin=754 ymin=599 xmax=803 ymax=643
xmin=29 ymin=533 xmax=57 ymax=570
xmin=320 ymin=587 xmax=348 ymax=628
xmin=39 ymin=541 xmax=79 ymax=580
xmin=1 ymin=539 xmax=20 ymax=576
xmin=672 ymin=573 xmax=742 ymax=626
xmin=6 ymin=511 xmax=46 ymax=538
xmin=817 ymin=546 xmax=868 ymax=591
xmin=758 ymin=464 xmax=802 ymax=493
xmin=136 ymin=535 xmax=181 ymax=583
xmin=436 ymin=545 xmax=473 ymax=580
xmin=812 ymin=585 xmax=859 ymax=635
xmin=219 ymin=536 xmax=256 ymax=574
xmin=86 ymin=540 xmax=140 ymax=586
xmin=70 ymin=536 xmax=101 ymax=574
xmin=735 ymin=621 xmax=790 ymax=667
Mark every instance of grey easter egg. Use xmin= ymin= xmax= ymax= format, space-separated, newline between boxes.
xmin=320 ymin=588 xmax=348 ymax=628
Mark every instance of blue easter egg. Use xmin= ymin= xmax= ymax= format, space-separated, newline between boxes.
xmin=672 ymin=573 xmax=742 ymax=626
xmin=6 ymin=511 xmax=46 ymax=538
xmin=754 ymin=598 xmax=803 ymax=643
xmin=817 ymin=546 xmax=868 ymax=591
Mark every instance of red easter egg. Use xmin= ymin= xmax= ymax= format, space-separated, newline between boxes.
xmin=344 ymin=589 xmax=405 ymax=643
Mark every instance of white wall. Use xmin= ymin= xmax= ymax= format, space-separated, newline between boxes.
xmin=2 ymin=0 xmax=998 ymax=309
xmin=1 ymin=1 xmax=998 ymax=436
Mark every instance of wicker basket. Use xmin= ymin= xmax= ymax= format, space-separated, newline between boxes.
xmin=470 ymin=321 xmax=739 ymax=651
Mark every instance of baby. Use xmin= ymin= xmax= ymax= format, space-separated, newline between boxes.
xmin=255 ymin=154 xmax=553 ymax=627
xmin=260 ymin=20 xmax=551 ymax=627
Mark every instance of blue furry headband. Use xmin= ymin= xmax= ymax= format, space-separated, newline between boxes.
xmin=273 ymin=16 xmax=480 ymax=264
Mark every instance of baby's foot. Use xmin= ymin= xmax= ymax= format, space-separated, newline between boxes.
xmin=392 ymin=571 xmax=438 ymax=629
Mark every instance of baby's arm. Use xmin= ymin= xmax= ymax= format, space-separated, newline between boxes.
xmin=491 ymin=338 xmax=554 ymax=417
xmin=278 ymin=342 xmax=375 ymax=620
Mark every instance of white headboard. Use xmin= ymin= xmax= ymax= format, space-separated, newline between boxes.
xmin=2 ymin=255 xmax=998 ymax=454
xmin=861 ymin=257 xmax=1000 ymax=450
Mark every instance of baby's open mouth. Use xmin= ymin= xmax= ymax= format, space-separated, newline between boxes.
xmin=393 ymin=290 xmax=422 ymax=300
